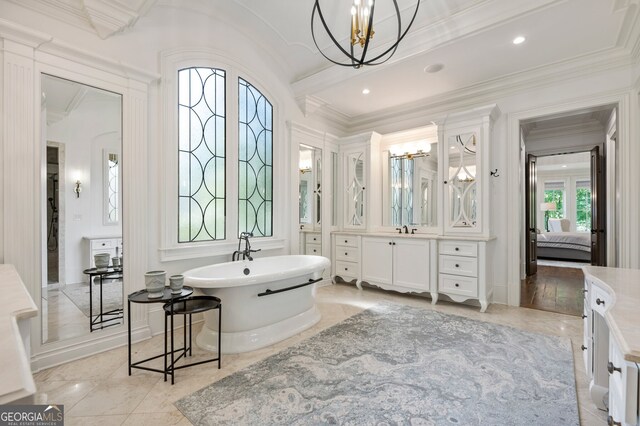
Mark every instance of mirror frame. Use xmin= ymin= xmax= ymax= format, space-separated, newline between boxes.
xmin=4 ymin=44 xmax=155 ymax=370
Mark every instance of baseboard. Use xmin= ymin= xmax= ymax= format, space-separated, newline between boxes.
xmin=30 ymin=324 xmax=151 ymax=372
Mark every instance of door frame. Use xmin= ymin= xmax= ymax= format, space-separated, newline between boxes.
xmin=506 ymin=92 xmax=634 ymax=306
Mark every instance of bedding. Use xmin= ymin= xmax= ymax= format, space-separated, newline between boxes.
xmin=536 ymin=231 xmax=591 ymax=262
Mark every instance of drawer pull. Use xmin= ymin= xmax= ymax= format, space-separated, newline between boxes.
xmin=607 ymin=362 xmax=621 ymax=374
xmin=455 ymin=264 xmax=460 ymax=268
xmin=344 ymin=268 xmax=348 ymax=271
xmin=455 ymin=247 xmax=459 ymax=251
xmin=581 ymin=345 xmax=587 ymax=351
xmin=344 ymin=240 xmax=348 ymax=243
xmin=102 ymin=243 xmax=106 ymax=246
xmin=388 ymin=242 xmax=392 ymax=245
xmin=596 ymin=298 xmax=605 ymax=306
xmin=454 ymin=283 xmax=460 ymax=288
xmin=345 ymin=252 xmax=348 ymax=255
xmin=607 ymin=416 xmax=622 ymax=426
xmin=581 ymin=314 xmax=587 ymax=319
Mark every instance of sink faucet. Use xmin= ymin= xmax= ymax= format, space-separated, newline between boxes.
xmin=232 ymin=232 xmax=261 ymax=261
xmin=402 ymin=225 xmax=409 ymax=234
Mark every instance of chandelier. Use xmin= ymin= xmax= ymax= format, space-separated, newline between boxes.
xmin=311 ymin=0 xmax=421 ymax=69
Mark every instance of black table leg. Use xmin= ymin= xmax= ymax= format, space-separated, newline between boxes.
xmin=218 ymin=304 xmax=222 ymax=369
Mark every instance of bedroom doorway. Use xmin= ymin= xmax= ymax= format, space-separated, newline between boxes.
xmin=520 ymin=106 xmax=614 ymax=316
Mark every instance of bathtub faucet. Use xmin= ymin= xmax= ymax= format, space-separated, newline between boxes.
xmin=232 ymin=232 xmax=261 ymax=261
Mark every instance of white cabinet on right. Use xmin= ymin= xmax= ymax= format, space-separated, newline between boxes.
xmin=436 ymin=239 xmax=492 ymax=312
xmin=608 ymin=334 xmax=639 ymax=426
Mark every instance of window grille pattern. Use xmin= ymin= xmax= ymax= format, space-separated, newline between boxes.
xmin=107 ymin=153 xmax=119 ymax=223
xmin=178 ymin=67 xmax=226 ymax=242
xmin=238 ymin=78 xmax=273 ymax=237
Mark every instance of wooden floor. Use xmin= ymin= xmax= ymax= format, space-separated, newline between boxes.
xmin=521 ymin=265 xmax=584 ymax=317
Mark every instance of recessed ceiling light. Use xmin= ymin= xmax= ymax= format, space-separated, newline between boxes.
xmin=513 ymin=36 xmax=526 ymax=45
xmin=424 ymin=63 xmax=444 ymax=73
xmin=362 ymin=88 xmax=370 ymax=95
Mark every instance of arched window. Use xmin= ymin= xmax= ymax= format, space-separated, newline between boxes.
xmin=238 ymin=78 xmax=272 ymax=237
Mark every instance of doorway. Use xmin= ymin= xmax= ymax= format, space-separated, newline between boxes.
xmin=520 ymin=107 xmax=615 ymax=316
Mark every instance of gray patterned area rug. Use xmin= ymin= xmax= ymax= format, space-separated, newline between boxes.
xmin=61 ymin=280 xmax=123 ymax=318
xmin=176 ymin=303 xmax=579 ymax=425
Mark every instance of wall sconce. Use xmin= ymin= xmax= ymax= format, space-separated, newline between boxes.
xmin=74 ymin=180 xmax=82 ymax=198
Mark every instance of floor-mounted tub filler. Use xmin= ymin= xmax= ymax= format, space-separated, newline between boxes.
xmin=183 ymin=255 xmax=331 ymax=353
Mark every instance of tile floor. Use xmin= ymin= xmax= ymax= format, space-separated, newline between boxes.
xmin=33 ymin=283 xmax=608 ymax=425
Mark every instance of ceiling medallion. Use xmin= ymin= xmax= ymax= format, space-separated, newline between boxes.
xmin=311 ymin=0 xmax=421 ymax=69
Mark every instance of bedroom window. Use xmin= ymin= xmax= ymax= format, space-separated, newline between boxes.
xmin=575 ymin=179 xmax=591 ymax=232
xmin=543 ymin=181 xmax=565 ymax=220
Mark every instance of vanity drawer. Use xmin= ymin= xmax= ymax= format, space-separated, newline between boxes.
xmin=439 ymin=255 xmax=477 ymax=277
xmin=306 ymin=233 xmax=321 ymax=245
xmin=336 ymin=246 xmax=359 ymax=262
xmin=305 ymin=243 xmax=321 ymax=255
xmin=591 ymin=285 xmax=611 ymax=316
xmin=439 ymin=241 xmax=478 ymax=257
xmin=335 ymin=261 xmax=358 ymax=280
xmin=439 ymin=274 xmax=478 ymax=298
xmin=91 ymin=239 xmax=114 ymax=250
xmin=336 ymin=235 xmax=359 ymax=248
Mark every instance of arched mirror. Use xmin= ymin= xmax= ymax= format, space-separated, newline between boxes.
xmin=41 ymin=74 xmax=123 ymax=344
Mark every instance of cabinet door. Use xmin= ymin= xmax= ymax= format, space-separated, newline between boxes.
xmin=361 ymin=237 xmax=392 ymax=285
xmin=393 ymin=239 xmax=429 ymax=290
xmin=444 ymin=130 xmax=479 ymax=231
xmin=344 ymin=149 xmax=366 ymax=229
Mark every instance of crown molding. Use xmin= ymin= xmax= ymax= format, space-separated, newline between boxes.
xmin=341 ymin=47 xmax=633 ymax=134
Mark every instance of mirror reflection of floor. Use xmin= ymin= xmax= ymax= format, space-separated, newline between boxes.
xmin=42 ymin=279 xmax=124 ymax=343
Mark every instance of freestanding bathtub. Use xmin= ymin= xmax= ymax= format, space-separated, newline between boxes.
xmin=182 ymin=255 xmax=330 ymax=354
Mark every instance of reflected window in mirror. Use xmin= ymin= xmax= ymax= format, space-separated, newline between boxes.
xmin=104 ymin=151 xmax=119 ymax=224
xmin=387 ymin=141 xmax=437 ymax=227
xmin=299 ymin=145 xmax=321 ymax=230
xmin=41 ymin=74 xmax=124 ymax=344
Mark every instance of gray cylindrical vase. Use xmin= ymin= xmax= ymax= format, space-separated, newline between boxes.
xmin=145 ymin=270 xmax=166 ymax=298
xmin=169 ymin=274 xmax=184 ymax=294
xmin=94 ymin=253 xmax=111 ymax=270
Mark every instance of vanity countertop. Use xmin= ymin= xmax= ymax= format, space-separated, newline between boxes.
xmin=332 ymin=231 xmax=496 ymax=242
xmin=83 ymin=235 xmax=122 ymax=240
xmin=583 ymin=266 xmax=640 ymax=363
xmin=0 ymin=264 xmax=38 ymax=403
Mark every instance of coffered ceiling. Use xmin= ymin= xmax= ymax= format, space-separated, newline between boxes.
xmin=6 ymin=0 xmax=640 ymax=119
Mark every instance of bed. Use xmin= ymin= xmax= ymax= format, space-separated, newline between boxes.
xmin=537 ymin=231 xmax=591 ymax=262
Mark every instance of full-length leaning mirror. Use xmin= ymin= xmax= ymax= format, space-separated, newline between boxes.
xmin=299 ymin=144 xmax=322 ymax=255
xmin=41 ymin=74 xmax=124 ymax=344
xmin=385 ymin=140 xmax=438 ymax=228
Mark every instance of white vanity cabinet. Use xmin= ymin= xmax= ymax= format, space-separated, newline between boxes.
xmin=304 ymin=232 xmax=321 ymax=255
xmin=437 ymin=239 xmax=491 ymax=312
xmin=582 ymin=267 xmax=640 ymax=426
xmin=84 ymin=236 xmax=122 ymax=269
xmin=360 ymin=236 xmax=434 ymax=293
xmin=608 ymin=336 xmax=639 ymax=426
xmin=333 ymin=233 xmax=361 ymax=284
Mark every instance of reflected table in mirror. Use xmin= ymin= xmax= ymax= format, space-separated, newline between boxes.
xmin=82 ymin=267 xmax=124 ymax=332
xmin=127 ymin=287 xmax=194 ymax=380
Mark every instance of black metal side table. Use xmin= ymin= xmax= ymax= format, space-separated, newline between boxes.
xmin=82 ymin=267 xmax=124 ymax=332
xmin=127 ymin=287 xmax=193 ymax=379
xmin=163 ymin=295 xmax=222 ymax=384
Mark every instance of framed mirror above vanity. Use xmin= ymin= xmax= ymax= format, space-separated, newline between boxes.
xmin=40 ymin=74 xmax=124 ymax=344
